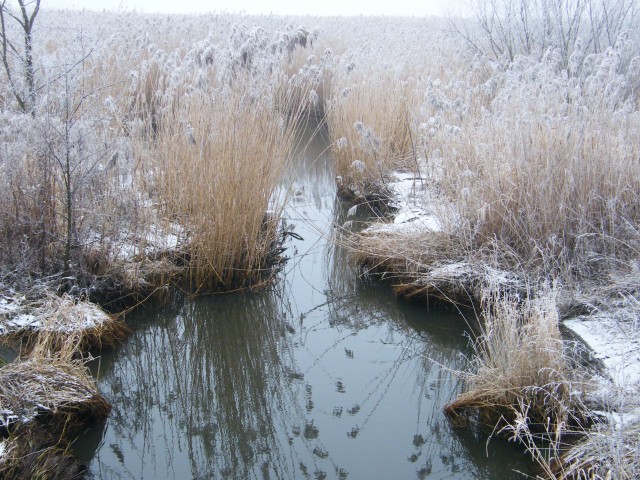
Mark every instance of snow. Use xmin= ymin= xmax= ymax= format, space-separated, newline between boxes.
xmin=0 ymin=296 xmax=115 ymax=336
xmin=1 ymin=314 xmax=40 ymax=334
xmin=0 ymin=408 xmax=32 ymax=430
xmin=97 ymin=222 xmax=186 ymax=262
xmin=363 ymin=172 xmax=442 ymax=235
xmin=564 ymin=304 xmax=640 ymax=391
xmin=563 ymin=296 xmax=640 ymax=433
xmin=0 ymin=297 xmax=22 ymax=316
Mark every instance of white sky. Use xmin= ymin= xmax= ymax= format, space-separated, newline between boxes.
xmin=47 ymin=0 xmax=451 ymax=17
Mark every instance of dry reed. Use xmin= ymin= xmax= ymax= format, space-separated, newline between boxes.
xmin=0 ymin=425 xmax=87 ymax=480
xmin=438 ymin=106 xmax=640 ymax=283
xmin=351 ymin=227 xmax=524 ymax=305
xmin=0 ymin=293 xmax=129 ymax=353
xmin=0 ymin=357 xmax=110 ymax=436
xmin=555 ymin=421 xmax=640 ymax=480
xmin=152 ymin=76 xmax=308 ymax=291
xmin=328 ymin=73 xmax=419 ymax=195
xmin=0 ymin=349 xmax=108 ymax=480
xmin=444 ymin=286 xmax=576 ymax=432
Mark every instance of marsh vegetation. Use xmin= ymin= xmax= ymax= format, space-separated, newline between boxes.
xmin=0 ymin=0 xmax=639 ymax=478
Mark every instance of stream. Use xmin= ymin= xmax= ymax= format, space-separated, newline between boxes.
xmin=74 ymin=125 xmax=536 ymax=479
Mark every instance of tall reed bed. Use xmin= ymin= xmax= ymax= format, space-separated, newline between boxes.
xmin=0 ymin=8 xmax=319 ymax=294
xmin=151 ymin=77 xmax=308 ymax=291
xmin=432 ymin=47 xmax=640 ymax=282
xmin=327 ymin=73 xmax=420 ymax=195
xmin=354 ymin=36 xmax=640 ymax=289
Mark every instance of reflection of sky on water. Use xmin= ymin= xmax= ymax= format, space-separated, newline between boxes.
xmin=76 ymin=122 xmax=534 ymax=479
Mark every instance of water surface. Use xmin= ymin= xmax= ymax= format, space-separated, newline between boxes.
xmin=76 ymin=125 xmax=535 ymax=479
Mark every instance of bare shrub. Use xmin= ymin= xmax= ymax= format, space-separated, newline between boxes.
xmin=451 ymin=0 xmax=640 ymax=64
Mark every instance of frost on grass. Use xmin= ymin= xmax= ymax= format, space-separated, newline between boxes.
xmin=0 ymin=358 xmax=110 ymax=433
xmin=0 ymin=294 xmax=127 ymax=348
xmin=362 ymin=172 xmax=442 ymax=234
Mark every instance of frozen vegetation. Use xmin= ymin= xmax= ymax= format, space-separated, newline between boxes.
xmin=0 ymin=0 xmax=639 ymax=477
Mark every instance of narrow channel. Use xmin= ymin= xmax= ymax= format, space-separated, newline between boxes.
xmin=74 ymin=124 xmax=536 ymax=479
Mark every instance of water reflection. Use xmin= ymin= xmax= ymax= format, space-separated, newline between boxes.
xmin=78 ymin=122 xmax=535 ymax=479
xmin=82 ymin=289 xmax=313 ymax=479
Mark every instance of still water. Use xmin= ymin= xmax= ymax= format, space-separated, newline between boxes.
xmin=75 ymin=125 xmax=535 ymax=479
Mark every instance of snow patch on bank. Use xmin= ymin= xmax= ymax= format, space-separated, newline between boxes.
xmin=564 ymin=299 xmax=640 ymax=391
xmin=0 ymin=295 xmax=115 ymax=336
xmin=91 ymin=221 xmax=187 ymax=262
xmin=0 ymin=407 xmax=36 ymax=431
xmin=563 ymin=293 xmax=640 ymax=436
xmin=363 ymin=172 xmax=442 ymax=234
xmin=0 ymin=296 xmax=22 ymax=316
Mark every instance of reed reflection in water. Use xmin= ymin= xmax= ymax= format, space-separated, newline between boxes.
xmin=78 ymin=121 xmax=535 ymax=479
xmin=84 ymin=288 xmax=319 ymax=479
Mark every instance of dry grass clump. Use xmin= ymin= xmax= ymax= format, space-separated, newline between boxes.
xmin=352 ymin=229 xmax=469 ymax=300
xmin=0 ymin=425 xmax=87 ymax=480
xmin=152 ymin=79 xmax=305 ymax=292
xmin=0 ymin=357 xmax=110 ymax=436
xmin=444 ymin=286 xmax=578 ymax=433
xmin=0 ymin=293 xmax=129 ymax=353
xmin=328 ymin=74 xmax=419 ymax=195
xmin=0 ymin=349 xmax=109 ymax=480
xmin=352 ymin=229 xmax=523 ymax=305
xmin=555 ymin=421 xmax=640 ymax=480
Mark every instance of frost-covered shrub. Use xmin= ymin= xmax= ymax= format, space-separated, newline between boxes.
xmin=452 ymin=0 xmax=640 ymax=65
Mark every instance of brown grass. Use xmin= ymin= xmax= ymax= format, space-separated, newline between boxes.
xmin=350 ymin=228 xmax=525 ymax=305
xmin=444 ymin=286 xmax=576 ymax=432
xmin=327 ymin=73 xmax=420 ymax=193
xmin=0 ymin=357 xmax=110 ymax=436
xmin=0 ymin=294 xmax=129 ymax=353
xmin=151 ymin=76 xmax=307 ymax=292
xmin=0 ymin=425 xmax=87 ymax=480
xmin=555 ymin=421 xmax=640 ymax=480
xmin=0 ymin=346 xmax=108 ymax=480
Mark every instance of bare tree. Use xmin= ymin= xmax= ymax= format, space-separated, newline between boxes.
xmin=42 ymin=49 xmax=118 ymax=275
xmin=0 ymin=0 xmax=40 ymax=114
xmin=450 ymin=0 xmax=638 ymax=64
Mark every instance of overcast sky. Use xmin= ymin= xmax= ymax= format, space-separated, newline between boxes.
xmin=46 ymin=0 xmax=452 ymax=17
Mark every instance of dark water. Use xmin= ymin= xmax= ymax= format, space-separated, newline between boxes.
xmin=75 ymin=125 xmax=535 ymax=479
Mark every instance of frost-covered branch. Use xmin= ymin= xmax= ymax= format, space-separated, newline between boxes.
xmin=451 ymin=0 xmax=639 ymax=64
xmin=0 ymin=0 xmax=40 ymax=114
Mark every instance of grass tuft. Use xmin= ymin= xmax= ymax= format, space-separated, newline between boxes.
xmin=444 ymin=285 xmax=579 ymax=439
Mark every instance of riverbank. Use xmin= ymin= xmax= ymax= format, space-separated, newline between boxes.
xmin=0 ymin=5 xmax=638 ymax=478
xmin=0 ymin=211 xmax=292 ymax=475
xmin=346 ymin=168 xmax=640 ymax=477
